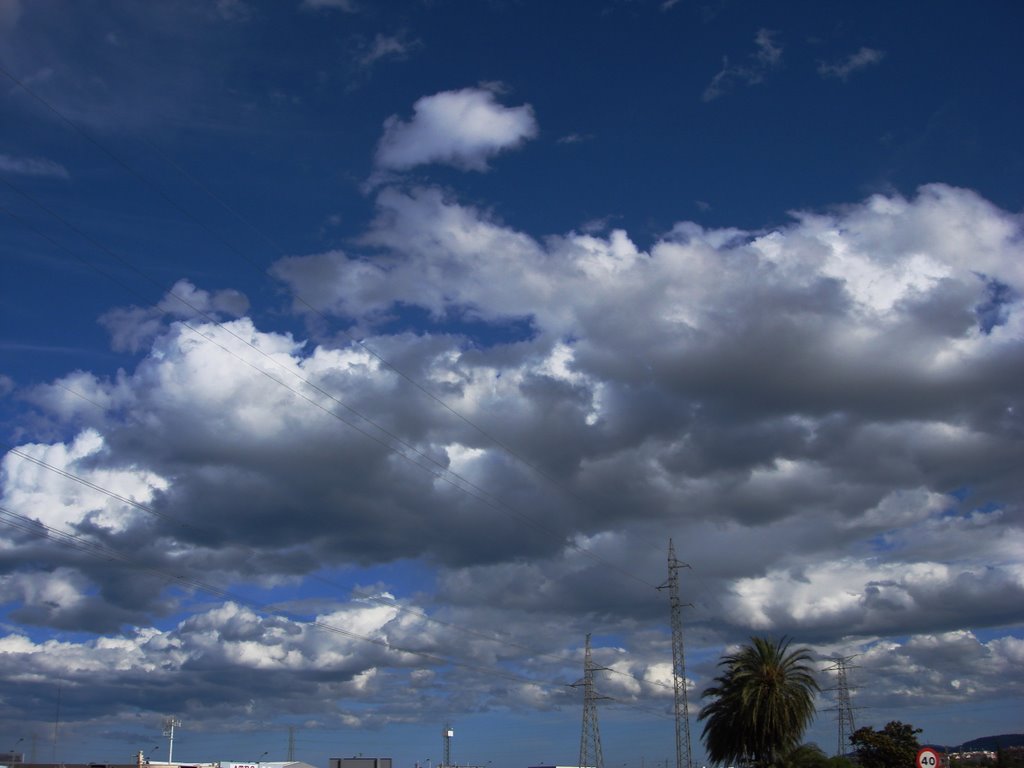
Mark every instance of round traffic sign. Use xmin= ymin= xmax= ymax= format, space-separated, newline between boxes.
xmin=917 ymin=748 xmax=941 ymax=768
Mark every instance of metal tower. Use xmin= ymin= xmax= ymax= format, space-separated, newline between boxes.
xmin=574 ymin=634 xmax=607 ymax=768
xmin=163 ymin=717 xmax=181 ymax=764
xmin=658 ymin=539 xmax=693 ymax=768
xmin=825 ymin=656 xmax=858 ymax=756
xmin=442 ymin=724 xmax=453 ymax=768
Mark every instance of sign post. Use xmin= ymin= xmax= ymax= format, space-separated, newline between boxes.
xmin=917 ymin=748 xmax=941 ymax=768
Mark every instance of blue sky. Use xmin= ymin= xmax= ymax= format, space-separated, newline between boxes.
xmin=2 ymin=1 xmax=1024 ymax=767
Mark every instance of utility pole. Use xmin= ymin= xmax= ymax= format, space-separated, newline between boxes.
xmin=824 ymin=656 xmax=858 ymax=756
xmin=658 ymin=540 xmax=693 ymax=768
xmin=52 ymin=682 xmax=61 ymax=763
xmin=574 ymin=633 xmax=607 ymax=768
xmin=163 ymin=717 xmax=182 ymax=765
xmin=288 ymin=726 xmax=295 ymax=762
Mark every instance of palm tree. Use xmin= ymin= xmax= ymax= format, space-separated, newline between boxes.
xmin=699 ymin=636 xmax=820 ymax=768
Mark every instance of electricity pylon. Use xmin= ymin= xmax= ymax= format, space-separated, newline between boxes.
xmin=824 ymin=656 xmax=858 ymax=756
xmin=574 ymin=634 xmax=607 ymax=768
xmin=658 ymin=539 xmax=693 ymax=768
xmin=442 ymin=724 xmax=453 ymax=768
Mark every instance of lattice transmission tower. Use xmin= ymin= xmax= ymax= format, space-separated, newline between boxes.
xmin=574 ymin=634 xmax=608 ymax=768
xmin=658 ymin=539 xmax=693 ymax=768
xmin=825 ymin=656 xmax=858 ymax=756
xmin=442 ymin=723 xmax=453 ymax=768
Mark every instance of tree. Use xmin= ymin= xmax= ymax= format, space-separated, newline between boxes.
xmin=699 ymin=636 xmax=820 ymax=768
xmin=785 ymin=743 xmax=830 ymax=768
xmin=849 ymin=721 xmax=922 ymax=768
xmin=784 ymin=744 xmax=856 ymax=768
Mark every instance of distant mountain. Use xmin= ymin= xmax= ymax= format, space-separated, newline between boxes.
xmin=962 ymin=735 xmax=1024 ymax=751
xmin=928 ymin=734 xmax=1024 ymax=751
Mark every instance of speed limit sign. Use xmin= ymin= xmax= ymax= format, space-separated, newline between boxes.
xmin=917 ymin=748 xmax=941 ymax=768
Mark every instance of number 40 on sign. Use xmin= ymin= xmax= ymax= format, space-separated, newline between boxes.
xmin=917 ymin=748 xmax=941 ymax=768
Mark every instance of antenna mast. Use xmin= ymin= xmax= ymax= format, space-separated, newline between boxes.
xmin=163 ymin=717 xmax=182 ymax=764
xmin=658 ymin=539 xmax=693 ymax=768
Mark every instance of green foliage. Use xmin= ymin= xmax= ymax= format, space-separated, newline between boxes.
xmin=699 ymin=636 xmax=820 ymax=768
xmin=784 ymin=743 xmax=830 ymax=768
xmin=849 ymin=721 xmax=922 ymax=768
xmin=781 ymin=740 xmax=856 ymax=768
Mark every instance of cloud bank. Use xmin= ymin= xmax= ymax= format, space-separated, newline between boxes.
xmin=3 ymin=181 xmax=1023 ymax=740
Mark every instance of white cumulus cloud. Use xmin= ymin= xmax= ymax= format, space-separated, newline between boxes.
xmin=375 ymin=87 xmax=538 ymax=171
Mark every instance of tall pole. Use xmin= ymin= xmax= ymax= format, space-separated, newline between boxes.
xmin=52 ymin=682 xmax=61 ymax=763
xmin=163 ymin=717 xmax=181 ymax=764
xmin=574 ymin=633 xmax=606 ymax=768
xmin=658 ymin=540 xmax=693 ymax=768
xmin=288 ymin=726 xmax=295 ymax=762
xmin=442 ymin=724 xmax=453 ymax=768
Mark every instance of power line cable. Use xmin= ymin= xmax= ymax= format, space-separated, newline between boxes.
xmin=0 ymin=61 xmax=662 ymax=594
xmin=1 ymin=180 xmax=658 ymax=592
xmin=0 ymin=503 xmax=561 ymax=692
xmin=6 ymin=421 xmax=676 ymax=705
xmin=1 ymin=59 xmax=576 ymax=507
xmin=1 ymin=189 xmax=606 ymax=573
xmin=9 ymin=442 xmax=669 ymax=703
xmin=138 ymin=131 xmax=594 ymax=522
xmin=0 ymin=189 xmax=489 ymax=502
xmin=0 ymin=63 xmax=714 ymax=710
xmin=5 ymin=434 xmax=671 ymax=697
xmin=0 ymin=503 xmax=674 ymax=721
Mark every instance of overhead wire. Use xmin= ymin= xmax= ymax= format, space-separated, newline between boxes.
xmin=5 ymin=434 xmax=673 ymax=697
xmin=0 ymin=501 xmax=674 ymax=721
xmin=0 ymin=504 xmax=561 ymax=690
xmin=0 ymin=59 xmax=707 ymax=711
xmin=2 ymin=196 xmax=674 ymax=695
xmin=0 ymin=187 xmax=588 ymax=551
xmin=0 ymin=60 xmax=662 ymax=593
xmin=138 ymin=130 xmax=594 ymax=518
xmin=0 ymin=188 xmax=487 ymax=499
xmin=0 ymin=174 xmax=658 ymax=593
